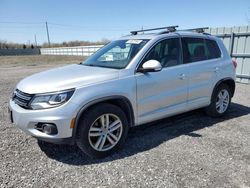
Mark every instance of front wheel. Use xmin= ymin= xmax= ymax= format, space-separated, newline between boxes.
xmin=205 ymin=84 xmax=232 ymax=117
xmin=76 ymin=103 xmax=129 ymax=158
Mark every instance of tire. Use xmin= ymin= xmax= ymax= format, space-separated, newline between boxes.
xmin=205 ymin=84 xmax=232 ymax=117
xmin=76 ymin=103 xmax=129 ymax=158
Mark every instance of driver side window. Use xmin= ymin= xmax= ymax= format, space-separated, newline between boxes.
xmin=142 ymin=38 xmax=181 ymax=68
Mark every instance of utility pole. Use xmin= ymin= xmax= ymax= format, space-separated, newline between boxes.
xmin=34 ymin=34 xmax=37 ymax=47
xmin=45 ymin=21 xmax=51 ymax=47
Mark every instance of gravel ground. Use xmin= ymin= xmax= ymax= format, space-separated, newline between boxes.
xmin=0 ymin=55 xmax=250 ymax=187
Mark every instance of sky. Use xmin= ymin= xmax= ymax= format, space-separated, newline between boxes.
xmin=0 ymin=0 xmax=250 ymax=45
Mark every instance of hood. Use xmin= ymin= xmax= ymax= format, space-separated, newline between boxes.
xmin=17 ymin=64 xmax=119 ymax=94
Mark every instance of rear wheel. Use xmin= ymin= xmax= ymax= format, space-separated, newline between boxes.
xmin=76 ymin=103 xmax=129 ymax=158
xmin=205 ymin=84 xmax=232 ymax=117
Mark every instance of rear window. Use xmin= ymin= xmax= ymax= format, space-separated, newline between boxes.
xmin=182 ymin=38 xmax=221 ymax=63
xmin=205 ymin=39 xmax=221 ymax=59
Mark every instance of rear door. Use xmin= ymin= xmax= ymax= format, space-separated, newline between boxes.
xmin=181 ymin=37 xmax=222 ymax=110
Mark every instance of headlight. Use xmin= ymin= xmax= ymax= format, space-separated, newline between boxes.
xmin=29 ymin=89 xmax=75 ymax=110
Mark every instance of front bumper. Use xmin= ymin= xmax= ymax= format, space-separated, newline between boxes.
xmin=9 ymin=99 xmax=78 ymax=143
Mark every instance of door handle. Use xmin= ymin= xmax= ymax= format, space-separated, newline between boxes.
xmin=179 ymin=73 xmax=186 ymax=80
xmin=214 ymin=67 xmax=219 ymax=73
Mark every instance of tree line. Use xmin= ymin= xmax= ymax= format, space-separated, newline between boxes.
xmin=0 ymin=38 xmax=109 ymax=49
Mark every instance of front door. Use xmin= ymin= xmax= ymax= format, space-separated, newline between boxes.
xmin=136 ymin=37 xmax=189 ymax=124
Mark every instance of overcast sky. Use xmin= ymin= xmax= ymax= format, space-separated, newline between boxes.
xmin=0 ymin=0 xmax=250 ymax=44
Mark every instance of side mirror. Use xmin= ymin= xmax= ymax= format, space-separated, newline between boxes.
xmin=138 ymin=60 xmax=162 ymax=73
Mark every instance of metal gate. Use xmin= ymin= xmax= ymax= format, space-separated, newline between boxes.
xmin=206 ymin=26 xmax=250 ymax=84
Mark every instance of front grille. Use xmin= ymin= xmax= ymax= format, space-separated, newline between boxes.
xmin=12 ymin=89 xmax=33 ymax=109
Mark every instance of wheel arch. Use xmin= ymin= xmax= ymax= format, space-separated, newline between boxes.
xmin=211 ymin=78 xmax=235 ymax=101
xmin=72 ymin=96 xmax=135 ymax=142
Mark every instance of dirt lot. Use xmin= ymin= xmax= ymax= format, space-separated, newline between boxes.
xmin=0 ymin=55 xmax=250 ymax=187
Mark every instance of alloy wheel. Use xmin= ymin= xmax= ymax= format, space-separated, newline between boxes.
xmin=88 ymin=113 xmax=123 ymax=151
xmin=216 ymin=89 xmax=230 ymax=113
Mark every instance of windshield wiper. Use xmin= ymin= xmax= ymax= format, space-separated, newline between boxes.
xmin=79 ymin=63 xmax=121 ymax=69
xmin=80 ymin=63 xmax=95 ymax=67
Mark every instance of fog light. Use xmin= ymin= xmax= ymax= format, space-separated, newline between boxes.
xmin=36 ymin=123 xmax=58 ymax=135
xmin=42 ymin=124 xmax=58 ymax=135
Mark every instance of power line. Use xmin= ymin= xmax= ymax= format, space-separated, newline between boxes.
xmin=0 ymin=21 xmax=143 ymax=44
xmin=48 ymin=22 xmax=139 ymax=29
xmin=48 ymin=26 xmax=130 ymax=32
xmin=0 ymin=21 xmax=44 ymax=24
xmin=0 ymin=21 xmax=139 ymax=30
xmin=0 ymin=26 xmax=44 ymax=29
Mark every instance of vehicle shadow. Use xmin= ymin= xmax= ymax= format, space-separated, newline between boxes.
xmin=38 ymin=102 xmax=250 ymax=165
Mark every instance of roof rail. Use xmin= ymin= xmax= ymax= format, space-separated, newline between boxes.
xmin=130 ymin=25 xmax=179 ymax=35
xmin=182 ymin=27 xmax=209 ymax=33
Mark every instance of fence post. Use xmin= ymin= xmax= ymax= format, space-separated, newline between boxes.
xmin=229 ymin=32 xmax=235 ymax=57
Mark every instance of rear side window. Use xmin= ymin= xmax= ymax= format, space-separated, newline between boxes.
xmin=182 ymin=38 xmax=207 ymax=63
xmin=182 ymin=37 xmax=222 ymax=63
xmin=205 ymin=39 xmax=221 ymax=59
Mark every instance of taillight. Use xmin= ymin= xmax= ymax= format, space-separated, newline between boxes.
xmin=232 ymin=60 xmax=237 ymax=69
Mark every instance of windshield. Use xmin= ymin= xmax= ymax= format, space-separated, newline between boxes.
xmin=82 ymin=39 xmax=149 ymax=69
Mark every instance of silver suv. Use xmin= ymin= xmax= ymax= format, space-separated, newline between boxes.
xmin=9 ymin=26 xmax=236 ymax=158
